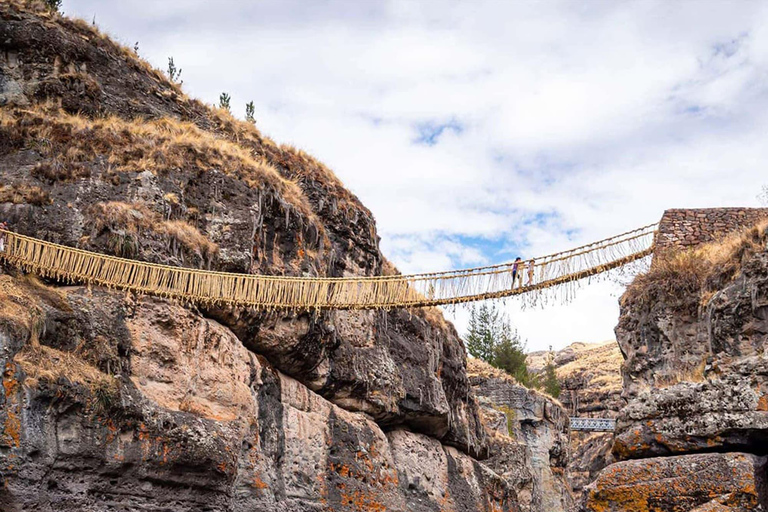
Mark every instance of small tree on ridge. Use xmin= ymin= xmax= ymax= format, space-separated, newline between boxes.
xmin=245 ymin=101 xmax=256 ymax=124
xmin=219 ymin=92 xmax=231 ymax=112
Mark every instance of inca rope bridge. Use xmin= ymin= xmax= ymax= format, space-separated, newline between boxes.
xmin=0 ymin=224 xmax=657 ymax=310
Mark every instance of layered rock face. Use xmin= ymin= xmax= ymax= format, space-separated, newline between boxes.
xmin=582 ymin=227 xmax=768 ymax=511
xmin=0 ymin=278 xmax=515 ymax=511
xmin=0 ymin=3 xmax=570 ymax=511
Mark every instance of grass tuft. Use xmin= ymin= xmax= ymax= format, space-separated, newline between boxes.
xmin=624 ymin=220 xmax=768 ymax=313
xmin=0 ymin=184 xmax=51 ymax=206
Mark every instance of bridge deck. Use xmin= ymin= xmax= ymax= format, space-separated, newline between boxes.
xmin=0 ymin=224 xmax=657 ymax=310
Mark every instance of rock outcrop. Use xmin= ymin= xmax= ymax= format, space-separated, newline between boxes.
xmin=583 ymin=453 xmax=767 ymax=512
xmin=468 ymin=359 xmax=573 ymax=512
xmin=528 ymin=341 xmax=623 ymax=499
xmin=0 ymin=0 xmax=485 ymax=457
xmin=0 ymin=2 xmax=569 ymax=511
xmin=582 ymin=222 xmax=768 ymax=510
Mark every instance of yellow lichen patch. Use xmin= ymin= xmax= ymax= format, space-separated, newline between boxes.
xmin=337 ymin=488 xmax=388 ymax=512
xmin=653 ymin=358 xmax=708 ymax=388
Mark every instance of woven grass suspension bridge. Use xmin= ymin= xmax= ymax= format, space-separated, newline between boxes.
xmin=0 ymin=224 xmax=657 ymax=310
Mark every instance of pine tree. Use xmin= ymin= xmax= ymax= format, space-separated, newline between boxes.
xmin=245 ymin=101 xmax=256 ymax=124
xmin=492 ymin=323 xmax=531 ymax=385
xmin=542 ymin=346 xmax=562 ymax=398
xmin=465 ymin=303 xmax=537 ymax=387
xmin=465 ymin=304 xmax=496 ymax=363
xmin=219 ymin=92 xmax=231 ymax=112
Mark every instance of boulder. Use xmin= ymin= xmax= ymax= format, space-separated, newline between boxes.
xmin=581 ymin=453 xmax=768 ymax=512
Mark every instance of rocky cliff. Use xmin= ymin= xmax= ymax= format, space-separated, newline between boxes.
xmin=529 ymin=341 xmax=623 ymax=500
xmin=582 ymin=222 xmax=768 ymax=511
xmin=0 ymin=3 xmax=570 ymax=511
xmin=468 ymin=359 xmax=573 ymax=512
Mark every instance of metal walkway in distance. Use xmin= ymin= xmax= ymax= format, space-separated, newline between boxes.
xmin=569 ymin=417 xmax=616 ymax=432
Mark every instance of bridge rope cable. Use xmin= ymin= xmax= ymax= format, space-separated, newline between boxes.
xmin=0 ymin=224 xmax=657 ymax=310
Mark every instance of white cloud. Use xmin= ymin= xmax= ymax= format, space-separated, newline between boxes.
xmin=64 ymin=0 xmax=768 ymax=351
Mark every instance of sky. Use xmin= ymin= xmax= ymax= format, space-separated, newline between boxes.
xmin=65 ymin=0 xmax=768 ymax=351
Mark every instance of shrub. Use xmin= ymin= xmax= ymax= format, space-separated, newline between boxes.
xmin=167 ymin=57 xmax=182 ymax=85
xmin=44 ymin=0 xmax=61 ymax=13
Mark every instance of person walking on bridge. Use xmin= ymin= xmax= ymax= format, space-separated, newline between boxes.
xmin=527 ymin=258 xmax=535 ymax=286
xmin=512 ymin=257 xmax=522 ymax=288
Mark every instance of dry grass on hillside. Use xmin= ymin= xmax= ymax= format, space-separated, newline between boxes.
xmin=15 ymin=344 xmax=116 ymax=392
xmin=0 ymin=276 xmax=49 ymax=343
xmin=556 ymin=342 xmax=623 ymax=392
xmin=89 ymin=201 xmax=218 ymax=261
xmin=467 ymin=357 xmax=517 ymax=383
xmin=0 ymin=183 xmax=51 ymax=206
xmin=624 ymin=220 xmax=768 ymax=312
xmin=1 ymin=106 xmax=316 ymax=220
xmin=6 ymin=1 xmax=369 ymax=229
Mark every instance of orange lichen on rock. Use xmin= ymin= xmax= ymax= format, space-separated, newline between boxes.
xmin=582 ymin=452 xmax=765 ymax=512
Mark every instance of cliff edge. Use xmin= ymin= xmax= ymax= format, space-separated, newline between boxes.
xmin=0 ymin=3 xmax=571 ymax=511
xmin=581 ymin=220 xmax=768 ymax=511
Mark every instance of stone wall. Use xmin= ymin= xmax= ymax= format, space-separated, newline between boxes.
xmin=656 ymin=207 xmax=768 ymax=252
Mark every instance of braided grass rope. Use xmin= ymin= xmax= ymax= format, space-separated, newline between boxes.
xmin=0 ymin=224 xmax=657 ymax=310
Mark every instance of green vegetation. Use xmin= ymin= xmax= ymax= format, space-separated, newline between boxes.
xmin=465 ymin=303 xmax=538 ymax=388
xmin=44 ymin=0 xmax=62 ymax=13
xmin=494 ymin=405 xmax=517 ymax=438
